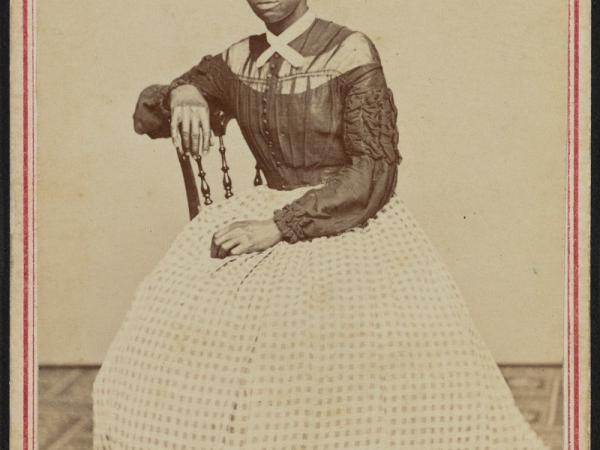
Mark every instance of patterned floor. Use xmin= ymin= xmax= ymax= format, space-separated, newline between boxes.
xmin=39 ymin=365 xmax=563 ymax=449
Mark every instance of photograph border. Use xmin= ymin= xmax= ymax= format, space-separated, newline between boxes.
xmin=9 ymin=0 xmax=591 ymax=448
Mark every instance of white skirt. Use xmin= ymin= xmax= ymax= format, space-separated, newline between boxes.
xmin=93 ymin=185 xmax=547 ymax=450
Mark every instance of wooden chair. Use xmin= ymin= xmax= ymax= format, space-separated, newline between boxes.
xmin=177 ymin=109 xmax=263 ymax=220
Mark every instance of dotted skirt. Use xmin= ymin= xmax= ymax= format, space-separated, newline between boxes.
xmin=93 ymin=185 xmax=547 ymax=450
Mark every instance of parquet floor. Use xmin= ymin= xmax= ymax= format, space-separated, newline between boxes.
xmin=39 ymin=365 xmax=563 ymax=449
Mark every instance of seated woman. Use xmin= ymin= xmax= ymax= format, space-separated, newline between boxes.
xmin=93 ymin=0 xmax=548 ymax=449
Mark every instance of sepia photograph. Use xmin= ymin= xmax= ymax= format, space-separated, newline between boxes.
xmin=8 ymin=0 xmax=592 ymax=449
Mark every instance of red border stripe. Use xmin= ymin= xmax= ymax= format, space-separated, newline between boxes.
xmin=31 ymin=0 xmax=36 ymax=442
xmin=573 ymin=0 xmax=580 ymax=450
xmin=566 ymin=0 xmax=572 ymax=445
xmin=22 ymin=0 xmax=29 ymax=448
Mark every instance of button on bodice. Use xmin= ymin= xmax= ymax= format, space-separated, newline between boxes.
xmin=259 ymin=55 xmax=285 ymax=175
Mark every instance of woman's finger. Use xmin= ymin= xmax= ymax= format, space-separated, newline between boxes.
xmin=230 ymin=240 xmax=252 ymax=256
xmin=210 ymin=237 xmax=220 ymax=259
xmin=217 ymin=236 xmax=244 ymax=259
xmin=200 ymin=128 xmax=206 ymax=158
xmin=211 ymin=227 xmax=237 ymax=258
xmin=199 ymin=108 xmax=211 ymax=155
xmin=191 ymin=115 xmax=201 ymax=157
xmin=215 ymin=238 xmax=232 ymax=259
xmin=181 ymin=107 xmax=191 ymax=154
xmin=170 ymin=107 xmax=183 ymax=154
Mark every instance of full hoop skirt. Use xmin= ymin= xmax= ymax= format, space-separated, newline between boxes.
xmin=93 ymin=185 xmax=547 ymax=450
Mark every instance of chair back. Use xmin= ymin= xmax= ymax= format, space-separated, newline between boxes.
xmin=177 ymin=109 xmax=263 ymax=220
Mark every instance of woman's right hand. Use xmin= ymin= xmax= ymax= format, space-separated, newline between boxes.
xmin=170 ymin=84 xmax=212 ymax=156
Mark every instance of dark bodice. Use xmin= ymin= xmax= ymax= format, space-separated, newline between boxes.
xmin=134 ymin=19 xmax=401 ymax=243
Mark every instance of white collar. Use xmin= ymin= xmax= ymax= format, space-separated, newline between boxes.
xmin=255 ymin=10 xmax=316 ymax=68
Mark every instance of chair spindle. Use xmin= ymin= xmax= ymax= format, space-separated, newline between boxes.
xmin=254 ymin=165 xmax=263 ymax=186
xmin=218 ymin=137 xmax=234 ymax=199
xmin=192 ymin=154 xmax=213 ymax=205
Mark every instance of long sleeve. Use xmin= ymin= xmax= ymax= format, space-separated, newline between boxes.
xmin=132 ymin=55 xmax=232 ymax=139
xmin=273 ymin=64 xmax=401 ymax=243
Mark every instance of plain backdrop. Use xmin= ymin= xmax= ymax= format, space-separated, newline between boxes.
xmin=37 ymin=0 xmax=567 ymax=365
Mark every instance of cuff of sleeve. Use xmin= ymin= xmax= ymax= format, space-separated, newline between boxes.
xmin=133 ymin=84 xmax=172 ymax=139
xmin=158 ymin=87 xmax=173 ymax=119
xmin=273 ymin=204 xmax=310 ymax=244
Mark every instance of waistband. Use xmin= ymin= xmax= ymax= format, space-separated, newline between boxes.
xmin=263 ymin=164 xmax=344 ymax=191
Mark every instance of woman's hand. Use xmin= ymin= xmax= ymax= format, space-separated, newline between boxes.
xmin=211 ymin=219 xmax=283 ymax=259
xmin=170 ymin=84 xmax=212 ymax=156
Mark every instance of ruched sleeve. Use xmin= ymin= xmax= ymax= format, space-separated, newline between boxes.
xmin=273 ymin=64 xmax=401 ymax=243
xmin=132 ymin=55 xmax=232 ymax=139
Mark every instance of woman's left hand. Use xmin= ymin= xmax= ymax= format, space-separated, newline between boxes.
xmin=211 ymin=219 xmax=283 ymax=259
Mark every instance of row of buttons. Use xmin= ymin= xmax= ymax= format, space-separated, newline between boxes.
xmin=261 ymin=54 xmax=290 ymax=189
xmin=263 ymin=55 xmax=282 ymax=169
